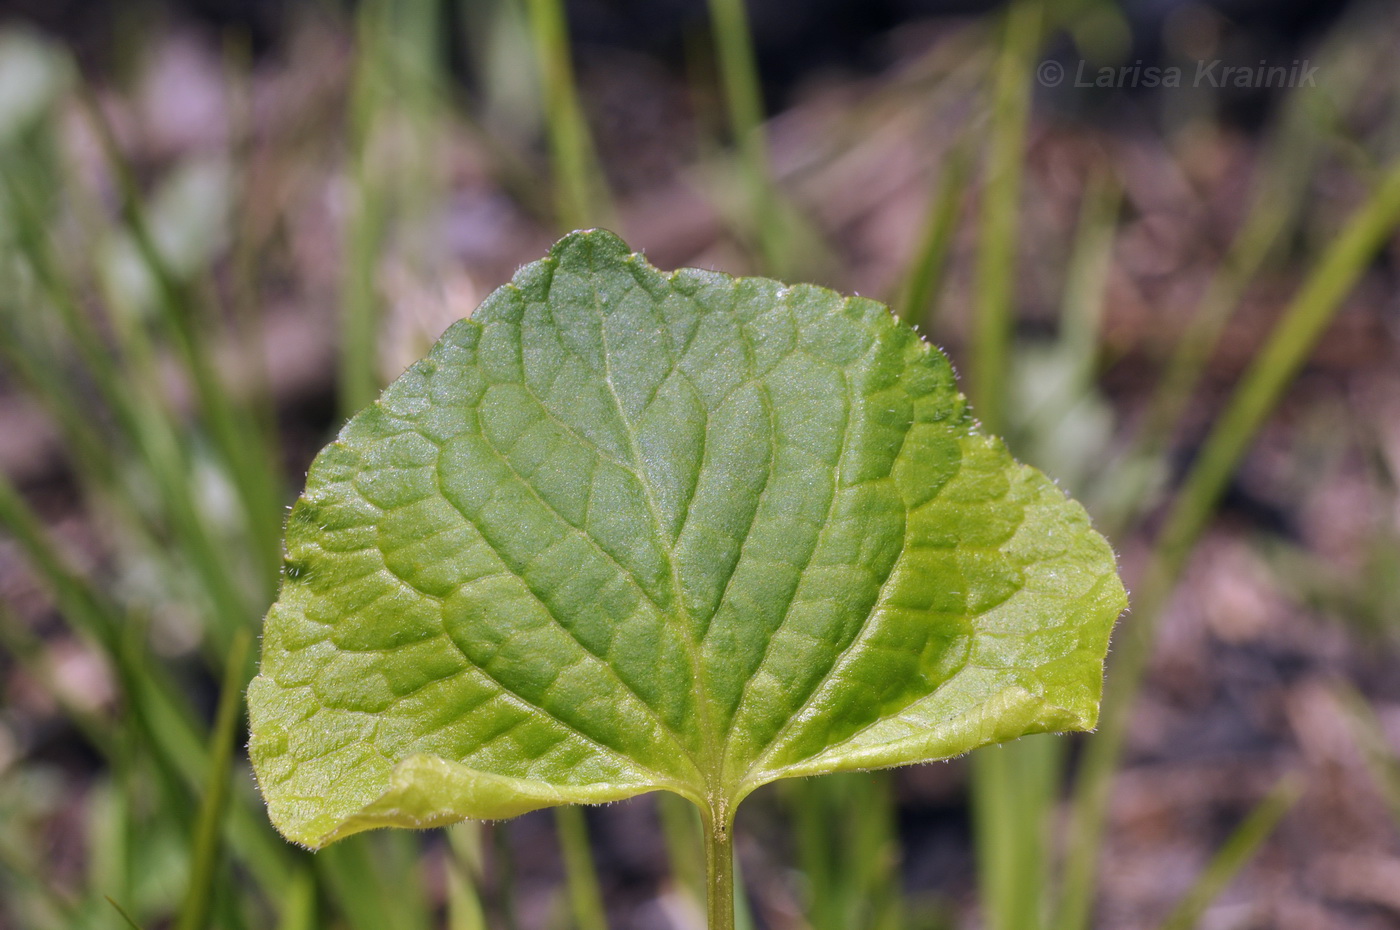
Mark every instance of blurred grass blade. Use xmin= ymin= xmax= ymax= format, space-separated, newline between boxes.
xmin=706 ymin=0 xmax=788 ymax=273
xmin=491 ymin=823 xmax=522 ymax=930
xmin=177 ymin=629 xmax=252 ymax=930
xmin=339 ymin=0 xmax=461 ymax=417
xmin=967 ymin=7 xmax=1054 ymax=930
xmin=0 ymin=826 xmax=80 ymax=928
xmin=1147 ymin=6 xmax=1379 ymax=438
xmin=0 ymin=247 xmax=260 ymax=647
xmin=79 ymin=88 xmax=284 ymax=585
xmin=0 ymin=158 xmax=151 ymax=469
xmin=0 ymin=479 xmax=205 ymax=798
xmin=88 ymin=759 xmax=135 ymax=925
xmin=970 ymin=0 xmax=1041 ymax=434
xmin=1156 ymin=776 xmax=1302 ymax=930
xmin=658 ymin=793 xmax=705 ymax=910
xmin=1056 ymin=166 xmax=1120 ymax=393
xmin=1335 ymin=686 xmax=1400 ymax=827
xmin=105 ymin=896 xmax=146 ymax=930
xmin=448 ymin=873 xmax=488 ymax=930
xmin=522 ymin=0 xmax=613 ymax=230
xmin=973 ymin=736 xmax=1061 ymax=930
xmin=0 ymin=474 xmax=298 ymax=899
xmin=733 ymin=849 xmax=756 ymax=930
xmin=0 ymin=476 xmax=125 ymax=655
xmin=318 ymin=836 xmax=431 ymax=930
xmin=447 ymin=824 xmax=489 ymax=930
xmin=1006 ymin=161 xmax=1122 ymax=491
xmin=1057 ymin=152 xmax=1400 ymax=930
xmin=787 ymin=774 xmax=903 ymax=930
xmin=1149 ymin=152 xmax=1400 ymax=599
xmin=223 ymin=32 xmax=282 ymax=463
xmin=790 ymin=779 xmax=837 ymax=926
xmin=341 ymin=0 xmax=393 ymax=417
xmin=1095 ymin=13 xmax=1383 ymax=533
xmin=554 ymin=806 xmax=609 ymax=930
xmin=276 ymin=866 xmax=318 ymax=930
xmin=893 ymin=138 xmax=973 ymax=327
xmin=0 ymin=601 xmax=116 ymax=759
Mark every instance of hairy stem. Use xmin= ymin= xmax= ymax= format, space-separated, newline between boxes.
xmin=703 ymin=802 xmax=736 ymax=930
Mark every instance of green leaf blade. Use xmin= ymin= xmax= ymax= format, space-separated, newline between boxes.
xmin=750 ymin=442 xmax=1126 ymax=786
xmin=248 ymin=230 xmax=1126 ymax=847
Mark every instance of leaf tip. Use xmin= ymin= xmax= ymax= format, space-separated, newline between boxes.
xmin=548 ymin=228 xmax=633 ymax=267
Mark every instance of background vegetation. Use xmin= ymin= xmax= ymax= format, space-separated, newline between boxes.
xmin=2 ymin=0 xmax=1400 ymax=927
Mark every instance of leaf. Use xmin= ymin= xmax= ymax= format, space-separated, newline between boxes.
xmin=247 ymin=230 xmax=1126 ymax=848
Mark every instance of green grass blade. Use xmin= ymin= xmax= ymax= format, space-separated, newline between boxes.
xmin=848 ymin=774 xmax=904 ymax=930
xmin=1093 ymin=14 xmax=1383 ymax=534
xmin=966 ymin=9 xmax=1055 ymax=929
xmin=0 ymin=474 xmax=298 ymax=902
xmin=0 ymin=310 xmax=250 ymax=652
xmin=275 ymin=866 xmax=317 ymax=930
xmin=1153 ymin=154 xmax=1400 ymax=582
xmin=84 ymin=779 xmax=132 ymax=929
xmin=0 ymin=240 xmax=259 ymax=649
xmin=491 ymin=823 xmax=522 ymax=930
xmin=1156 ymin=776 xmax=1302 ymax=930
xmin=0 ymin=297 xmax=127 ymax=505
xmin=970 ymin=0 xmax=1041 ymax=435
xmin=447 ymin=824 xmax=489 ymax=930
xmin=1335 ymin=686 xmax=1400 ymax=827
xmin=657 ymin=792 xmax=705 ymax=911
xmin=105 ymin=896 xmax=146 ymax=930
xmin=78 ymin=89 xmax=285 ymax=585
xmin=0 ymin=159 xmax=148 ymax=462
xmin=789 ymin=780 xmax=837 ymax=926
xmin=318 ymin=836 xmax=431 ymax=930
xmin=224 ymin=36 xmax=285 ymax=479
xmin=1006 ymin=163 xmax=1122 ymax=490
xmin=176 ymin=630 xmax=253 ymax=930
xmin=733 ymin=848 xmax=756 ymax=930
xmin=1056 ymin=166 xmax=1120 ymax=393
xmin=1147 ymin=11 xmax=1378 ymax=439
xmin=522 ymin=0 xmax=613 ymax=230
xmin=341 ymin=0 xmax=394 ymax=417
xmin=554 ymin=806 xmax=609 ymax=930
xmin=893 ymin=139 xmax=973 ymax=328
xmin=1056 ymin=152 xmax=1400 ymax=930
xmin=787 ymin=774 xmax=903 ymax=930
xmin=339 ymin=0 xmax=458 ymax=417
xmin=973 ymin=736 xmax=1062 ymax=930
xmin=705 ymin=0 xmax=788 ymax=273
xmin=6 ymin=596 xmax=292 ymax=918
xmin=0 ymin=825 xmax=80 ymax=928
xmin=0 ymin=603 xmax=116 ymax=760
xmin=0 ymin=476 xmax=122 ymax=655
xmin=705 ymin=0 xmax=764 ymax=151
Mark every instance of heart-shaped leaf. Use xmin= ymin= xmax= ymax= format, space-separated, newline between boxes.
xmin=248 ymin=230 xmax=1126 ymax=848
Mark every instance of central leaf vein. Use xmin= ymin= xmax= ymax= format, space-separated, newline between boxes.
xmin=716 ymin=299 xmax=858 ymax=774
xmin=578 ymin=262 xmax=718 ymax=777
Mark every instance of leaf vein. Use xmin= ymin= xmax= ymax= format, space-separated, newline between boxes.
xmin=431 ymin=447 xmax=698 ymax=773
